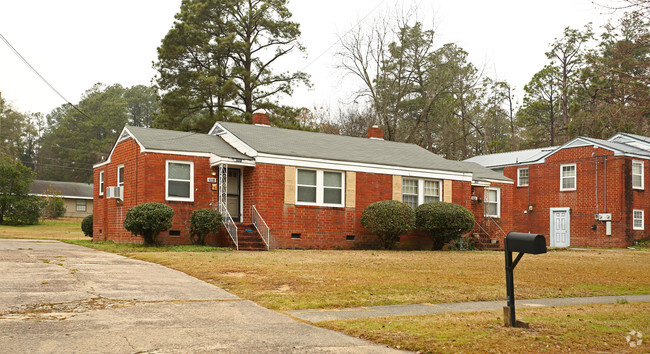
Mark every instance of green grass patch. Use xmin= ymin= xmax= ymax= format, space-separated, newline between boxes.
xmin=0 ymin=218 xmax=85 ymax=240
xmin=65 ymin=239 xmax=231 ymax=253
xmin=319 ymin=303 xmax=650 ymax=353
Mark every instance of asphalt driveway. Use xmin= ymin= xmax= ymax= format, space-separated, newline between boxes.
xmin=0 ymin=239 xmax=398 ymax=353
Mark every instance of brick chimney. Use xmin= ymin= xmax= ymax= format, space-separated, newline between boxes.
xmin=367 ymin=125 xmax=384 ymax=140
xmin=252 ymin=110 xmax=270 ymax=126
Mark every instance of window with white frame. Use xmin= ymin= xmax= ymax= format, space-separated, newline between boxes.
xmin=633 ymin=209 xmax=644 ymax=230
xmin=76 ymin=200 xmax=87 ymax=212
xmin=517 ymin=168 xmax=529 ymax=187
xmin=632 ymin=160 xmax=644 ymax=190
xmin=560 ymin=164 xmax=576 ymax=191
xmin=166 ymin=161 xmax=194 ymax=201
xmin=484 ymin=187 xmax=500 ymax=218
xmin=117 ymin=165 xmax=125 ymax=188
xmin=296 ymin=169 xmax=343 ymax=206
xmin=402 ymin=178 xmax=441 ymax=208
xmin=99 ymin=170 xmax=104 ymax=196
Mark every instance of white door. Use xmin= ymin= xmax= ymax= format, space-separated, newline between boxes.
xmin=551 ymin=209 xmax=570 ymax=247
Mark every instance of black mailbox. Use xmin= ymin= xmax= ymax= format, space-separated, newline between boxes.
xmin=505 ymin=232 xmax=547 ymax=254
xmin=504 ymin=232 xmax=547 ymax=327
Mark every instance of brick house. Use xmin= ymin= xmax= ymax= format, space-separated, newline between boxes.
xmin=466 ymin=133 xmax=650 ymax=248
xmin=93 ymin=112 xmax=513 ymax=250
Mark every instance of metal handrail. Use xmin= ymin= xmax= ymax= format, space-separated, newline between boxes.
xmin=221 ymin=202 xmax=238 ymax=250
xmin=252 ymin=205 xmax=270 ymax=250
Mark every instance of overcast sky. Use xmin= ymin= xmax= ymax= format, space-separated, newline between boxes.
xmin=0 ymin=0 xmax=617 ymax=118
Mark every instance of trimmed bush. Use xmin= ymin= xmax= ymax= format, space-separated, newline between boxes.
xmin=190 ymin=208 xmax=222 ymax=245
xmin=123 ymin=202 xmax=174 ymax=245
xmin=360 ymin=200 xmax=415 ymax=250
xmin=415 ymin=201 xmax=475 ymax=250
xmin=4 ymin=196 xmax=41 ymax=225
xmin=81 ymin=214 xmax=93 ymax=237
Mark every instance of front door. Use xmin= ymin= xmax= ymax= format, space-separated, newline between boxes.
xmin=227 ymin=169 xmax=241 ymax=222
xmin=550 ymin=208 xmax=570 ymax=247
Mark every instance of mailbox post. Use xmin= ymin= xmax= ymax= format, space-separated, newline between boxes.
xmin=504 ymin=232 xmax=547 ymax=327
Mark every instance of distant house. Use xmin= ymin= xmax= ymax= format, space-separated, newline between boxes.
xmin=466 ymin=133 xmax=650 ymax=248
xmin=29 ymin=180 xmax=94 ymax=218
xmin=93 ymin=112 xmax=513 ymax=250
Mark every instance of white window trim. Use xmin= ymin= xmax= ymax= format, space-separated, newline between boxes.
xmin=117 ymin=165 xmax=125 ymax=188
xmin=517 ymin=168 xmax=529 ymax=187
xmin=165 ymin=160 xmax=194 ymax=202
xmin=76 ymin=199 xmax=87 ymax=212
xmin=633 ymin=209 xmax=644 ymax=230
xmin=632 ymin=160 xmax=644 ymax=190
xmin=99 ymin=170 xmax=104 ymax=196
xmin=560 ymin=164 xmax=576 ymax=191
xmin=484 ymin=187 xmax=501 ymax=218
xmin=295 ymin=168 xmax=345 ymax=207
xmin=402 ymin=178 xmax=442 ymax=207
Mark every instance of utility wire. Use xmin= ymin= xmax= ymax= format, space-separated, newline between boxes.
xmin=0 ymin=31 xmax=92 ymax=120
xmin=300 ymin=0 xmax=388 ymax=72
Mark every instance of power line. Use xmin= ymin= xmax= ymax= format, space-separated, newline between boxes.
xmin=0 ymin=31 xmax=92 ymax=120
xmin=299 ymin=0 xmax=388 ymax=72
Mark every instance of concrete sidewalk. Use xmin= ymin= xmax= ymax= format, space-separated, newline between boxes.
xmin=0 ymin=239 xmax=400 ymax=353
xmin=287 ymin=295 xmax=650 ymax=322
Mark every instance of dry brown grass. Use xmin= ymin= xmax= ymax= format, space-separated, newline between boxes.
xmin=0 ymin=218 xmax=85 ymax=240
xmin=127 ymin=249 xmax=650 ymax=310
xmin=319 ymin=302 xmax=650 ymax=353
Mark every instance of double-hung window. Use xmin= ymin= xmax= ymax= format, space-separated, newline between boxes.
xmin=402 ymin=179 xmax=419 ymax=208
xmin=166 ymin=160 xmax=194 ymax=202
xmin=632 ymin=161 xmax=644 ymax=190
xmin=402 ymin=178 xmax=441 ymax=208
xmin=117 ymin=165 xmax=125 ymax=188
xmin=517 ymin=168 xmax=529 ymax=187
xmin=296 ymin=169 xmax=343 ymax=206
xmin=560 ymin=164 xmax=576 ymax=191
xmin=99 ymin=171 xmax=105 ymax=196
xmin=76 ymin=200 xmax=87 ymax=212
xmin=484 ymin=187 xmax=500 ymax=218
xmin=633 ymin=210 xmax=644 ymax=230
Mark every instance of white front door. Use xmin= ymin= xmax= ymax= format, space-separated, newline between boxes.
xmin=550 ymin=208 xmax=570 ymax=247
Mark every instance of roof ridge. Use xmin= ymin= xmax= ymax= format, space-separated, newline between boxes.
xmin=218 ymin=121 xmax=423 ymax=148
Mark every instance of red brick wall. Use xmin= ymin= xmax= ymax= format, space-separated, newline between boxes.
xmin=502 ymin=145 xmax=649 ymax=248
xmin=93 ymin=139 xmax=217 ymax=245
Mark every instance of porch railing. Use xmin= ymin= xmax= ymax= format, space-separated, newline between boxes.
xmin=222 ymin=202 xmax=238 ymax=250
xmin=252 ymin=205 xmax=270 ymax=250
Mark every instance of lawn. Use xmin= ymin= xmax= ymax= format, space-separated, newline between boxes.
xmin=67 ymin=242 xmax=650 ymax=311
xmin=0 ymin=218 xmax=86 ymax=240
xmin=320 ymin=302 xmax=649 ymax=353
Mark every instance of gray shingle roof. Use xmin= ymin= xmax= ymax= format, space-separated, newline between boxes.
xmin=218 ymin=122 xmax=511 ymax=181
xmin=30 ymin=180 xmax=93 ymax=199
xmin=126 ymin=126 xmax=251 ymax=160
xmin=464 ymin=147 xmax=558 ymax=168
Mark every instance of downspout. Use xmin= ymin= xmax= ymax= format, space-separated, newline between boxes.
xmin=603 ymin=156 xmax=607 ymax=213
xmin=594 ymin=154 xmax=598 ymax=214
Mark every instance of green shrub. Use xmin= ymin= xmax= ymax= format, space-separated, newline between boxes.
xmin=42 ymin=196 xmax=66 ymax=219
xmin=81 ymin=214 xmax=93 ymax=237
xmin=5 ymin=195 xmax=41 ymax=225
xmin=123 ymin=202 xmax=174 ymax=245
xmin=361 ymin=200 xmax=415 ymax=250
xmin=416 ymin=201 xmax=475 ymax=250
xmin=190 ymin=208 xmax=222 ymax=245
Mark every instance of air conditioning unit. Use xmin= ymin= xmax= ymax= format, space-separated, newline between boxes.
xmin=596 ymin=213 xmax=612 ymax=221
xmin=106 ymin=186 xmax=123 ymax=200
